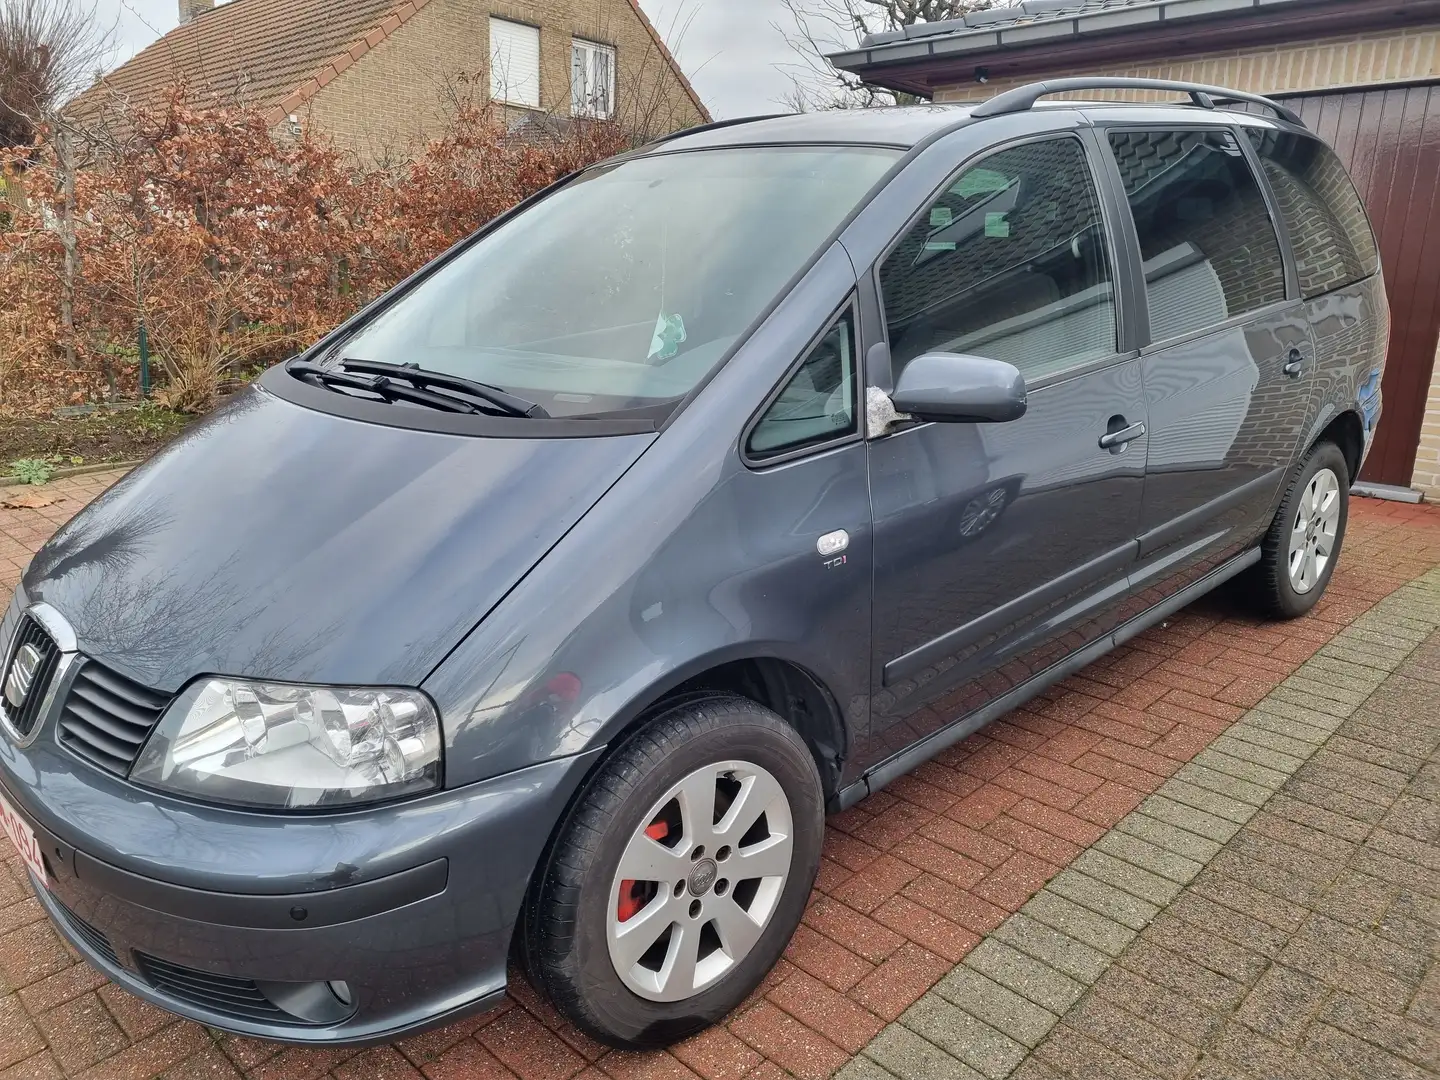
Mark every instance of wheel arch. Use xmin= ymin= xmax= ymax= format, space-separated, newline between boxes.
xmin=592 ymin=647 xmax=852 ymax=806
xmin=511 ymin=650 xmax=850 ymax=990
xmin=1311 ymin=409 xmax=1364 ymax=485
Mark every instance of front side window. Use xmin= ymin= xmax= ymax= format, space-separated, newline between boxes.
xmin=490 ymin=18 xmax=541 ymax=108
xmin=748 ymin=307 xmax=857 ymax=460
xmin=337 ymin=147 xmax=899 ymax=419
xmin=1245 ymin=128 xmax=1378 ymax=299
xmin=572 ymin=39 xmax=616 ymax=120
xmin=1109 ymin=129 xmax=1286 ymax=342
xmin=880 ymin=137 xmax=1117 ymax=385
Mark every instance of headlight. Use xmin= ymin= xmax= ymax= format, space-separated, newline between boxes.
xmin=131 ymin=679 xmax=442 ymax=809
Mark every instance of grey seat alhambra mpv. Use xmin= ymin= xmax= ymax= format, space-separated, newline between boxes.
xmin=0 ymin=78 xmax=1388 ymax=1050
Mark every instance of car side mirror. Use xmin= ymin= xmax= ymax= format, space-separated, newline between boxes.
xmin=891 ymin=353 xmax=1028 ymax=424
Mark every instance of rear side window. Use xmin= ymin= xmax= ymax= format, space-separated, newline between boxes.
xmin=1109 ymin=129 xmax=1286 ymax=342
xmin=1245 ymin=129 xmax=1379 ymax=299
xmin=879 ymin=137 xmax=1117 ymax=384
xmin=747 ymin=307 xmax=857 ymax=460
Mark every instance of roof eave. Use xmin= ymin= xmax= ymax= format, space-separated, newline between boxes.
xmin=623 ymin=0 xmax=713 ymax=124
xmin=829 ymin=0 xmax=1440 ymax=97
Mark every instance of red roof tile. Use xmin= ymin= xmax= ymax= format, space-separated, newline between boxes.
xmin=74 ymin=0 xmax=421 ymax=121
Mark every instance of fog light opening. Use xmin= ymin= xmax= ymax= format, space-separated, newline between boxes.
xmin=254 ymin=978 xmax=358 ymax=1024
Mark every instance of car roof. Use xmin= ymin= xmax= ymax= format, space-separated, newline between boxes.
xmin=649 ymin=105 xmax=977 ymax=151
xmin=647 ymin=100 xmax=1292 ymax=154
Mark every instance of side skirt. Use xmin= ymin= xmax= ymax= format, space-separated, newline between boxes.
xmin=833 ymin=546 xmax=1262 ymax=811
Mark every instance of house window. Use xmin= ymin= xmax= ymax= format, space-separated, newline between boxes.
xmin=490 ymin=18 xmax=540 ymax=108
xmin=572 ymin=39 xmax=615 ymax=119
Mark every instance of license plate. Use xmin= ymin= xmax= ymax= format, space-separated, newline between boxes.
xmin=0 ymin=787 xmax=47 ymax=888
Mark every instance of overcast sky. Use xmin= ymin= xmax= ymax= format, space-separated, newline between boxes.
xmin=91 ymin=0 xmax=806 ymax=119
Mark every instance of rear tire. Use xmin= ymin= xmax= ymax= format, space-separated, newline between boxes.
xmin=521 ymin=694 xmax=823 ymax=1049
xmin=1253 ymin=440 xmax=1349 ymax=619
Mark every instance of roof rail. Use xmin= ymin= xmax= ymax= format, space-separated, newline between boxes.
xmin=970 ymin=78 xmax=1304 ymax=127
xmin=645 ymin=114 xmax=789 ymax=147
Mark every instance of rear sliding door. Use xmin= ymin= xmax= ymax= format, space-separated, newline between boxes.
xmin=1100 ymin=125 xmax=1318 ymax=596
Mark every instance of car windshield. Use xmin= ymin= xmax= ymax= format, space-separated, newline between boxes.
xmin=333 ymin=145 xmax=900 ymax=418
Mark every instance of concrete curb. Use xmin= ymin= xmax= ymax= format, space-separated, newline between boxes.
xmin=0 ymin=460 xmax=142 ymax=488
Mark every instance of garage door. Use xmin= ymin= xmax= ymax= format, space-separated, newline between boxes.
xmin=1274 ymin=83 xmax=1440 ymax=487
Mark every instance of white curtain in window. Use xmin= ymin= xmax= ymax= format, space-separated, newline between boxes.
xmin=491 ymin=18 xmax=540 ymax=108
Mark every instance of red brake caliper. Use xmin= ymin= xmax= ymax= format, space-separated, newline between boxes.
xmin=617 ymin=821 xmax=670 ymax=922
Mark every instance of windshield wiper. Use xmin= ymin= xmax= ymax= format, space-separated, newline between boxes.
xmin=288 ymin=359 xmax=549 ymax=418
xmin=288 ymin=361 xmax=482 ymax=414
xmin=340 ymin=359 xmax=549 ymax=418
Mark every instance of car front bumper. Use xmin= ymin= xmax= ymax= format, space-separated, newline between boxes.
xmin=0 ymin=733 xmax=600 ymax=1046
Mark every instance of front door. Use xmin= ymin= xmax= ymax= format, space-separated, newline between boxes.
xmin=1101 ymin=126 xmax=1318 ymax=590
xmin=862 ymin=134 xmax=1147 ymax=768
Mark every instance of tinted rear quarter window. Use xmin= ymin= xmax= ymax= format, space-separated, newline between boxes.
xmin=1109 ymin=128 xmax=1286 ymax=342
xmin=1244 ymin=128 xmax=1379 ymax=299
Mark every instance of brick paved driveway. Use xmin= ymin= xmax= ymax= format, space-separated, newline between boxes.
xmin=0 ymin=469 xmax=1437 ymax=1080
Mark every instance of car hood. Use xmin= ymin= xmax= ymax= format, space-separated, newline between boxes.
xmin=24 ymin=388 xmax=655 ymax=693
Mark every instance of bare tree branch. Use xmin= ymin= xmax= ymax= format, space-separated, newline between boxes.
xmin=0 ymin=0 xmax=114 ymax=143
xmin=773 ymin=0 xmax=1014 ymax=111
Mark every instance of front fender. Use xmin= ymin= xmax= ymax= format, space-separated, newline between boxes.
xmin=423 ymin=447 xmax=873 ymax=787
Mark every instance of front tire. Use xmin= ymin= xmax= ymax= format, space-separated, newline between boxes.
xmin=522 ymin=694 xmax=824 ymax=1049
xmin=1254 ymin=440 xmax=1349 ymax=619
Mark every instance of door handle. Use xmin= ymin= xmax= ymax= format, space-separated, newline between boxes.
xmin=1283 ymin=349 xmax=1306 ymax=378
xmin=1099 ymin=419 xmax=1146 ymax=452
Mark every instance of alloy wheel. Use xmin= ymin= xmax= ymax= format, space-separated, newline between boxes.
xmin=606 ymin=760 xmax=793 ymax=1002
xmin=1288 ymin=466 xmax=1341 ymax=594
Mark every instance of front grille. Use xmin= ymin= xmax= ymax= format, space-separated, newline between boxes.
xmin=57 ymin=661 xmax=170 ymax=776
xmin=53 ymin=899 xmax=120 ymax=967
xmin=1 ymin=616 xmax=62 ymax=738
xmin=137 ymin=953 xmax=290 ymax=1023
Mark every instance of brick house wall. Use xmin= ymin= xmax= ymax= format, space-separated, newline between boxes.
xmin=304 ymin=0 xmax=706 ymax=159
xmin=933 ymin=26 xmax=1440 ymax=499
xmin=1415 ymin=349 xmax=1440 ymax=497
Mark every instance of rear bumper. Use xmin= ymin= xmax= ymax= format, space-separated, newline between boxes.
xmin=1358 ymin=367 xmax=1383 ymax=473
xmin=0 ymin=744 xmax=600 ymax=1046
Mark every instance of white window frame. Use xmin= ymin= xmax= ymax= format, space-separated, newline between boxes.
xmin=490 ymin=17 xmax=541 ymax=109
xmin=571 ymin=38 xmax=616 ymax=120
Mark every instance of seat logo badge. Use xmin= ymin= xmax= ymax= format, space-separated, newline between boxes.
xmin=5 ymin=644 xmax=42 ymax=709
xmin=817 ymin=530 xmax=850 ymax=570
